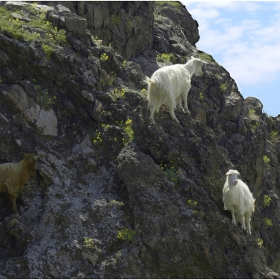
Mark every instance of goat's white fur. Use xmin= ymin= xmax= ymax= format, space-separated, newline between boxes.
xmin=146 ymin=56 xmax=205 ymax=124
xmin=223 ymin=169 xmax=255 ymax=235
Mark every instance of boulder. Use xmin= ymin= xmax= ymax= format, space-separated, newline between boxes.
xmin=65 ymin=15 xmax=88 ymax=36
xmin=245 ymin=97 xmax=263 ymax=115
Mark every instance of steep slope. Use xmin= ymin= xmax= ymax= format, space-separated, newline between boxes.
xmin=0 ymin=1 xmax=280 ymax=278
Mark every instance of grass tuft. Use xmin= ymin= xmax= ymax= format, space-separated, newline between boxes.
xmin=0 ymin=4 xmax=67 ymax=59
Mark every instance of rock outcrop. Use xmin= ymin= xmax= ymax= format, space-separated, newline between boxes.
xmin=46 ymin=1 xmax=154 ymax=60
xmin=0 ymin=1 xmax=280 ymax=278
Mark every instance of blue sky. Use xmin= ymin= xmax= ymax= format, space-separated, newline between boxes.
xmin=182 ymin=1 xmax=280 ymax=116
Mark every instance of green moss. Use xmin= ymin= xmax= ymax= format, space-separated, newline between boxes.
xmin=0 ymin=4 xmax=67 ymax=59
xmin=270 ymin=130 xmax=280 ymax=143
xmin=141 ymin=88 xmax=147 ymax=95
xmin=155 ymin=1 xmax=183 ymax=8
xmin=118 ymin=228 xmax=137 ymax=243
xmin=263 ymin=195 xmax=272 ymax=207
xmin=256 ymin=238 xmax=263 ymax=248
xmin=263 ymin=155 xmax=270 ymax=165
xmin=100 ymin=52 xmax=109 ymax=62
xmin=198 ymin=51 xmax=216 ymax=63
xmin=92 ymin=129 xmax=103 ymax=146
xmin=84 ymin=237 xmax=95 ymax=250
xmin=249 ymin=109 xmax=256 ymax=118
xmin=157 ymin=53 xmax=177 ymax=63
xmin=42 ymin=44 xmax=54 ymax=60
xmin=251 ymin=121 xmax=260 ymax=132
xmin=111 ymin=87 xmax=126 ymax=100
xmin=115 ymin=118 xmax=135 ymax=145
xmin=109 ymin=200 xmax=124 ymax=207
xmin=111 ymin=14 xmax=121 ymax=25
xmin=219 ymin=83 xmax=226 ymax=91
xmin=159 ymin=162 xmax=179 ymax=186
xmin=188 ymin=199 xmax=198 ymax=209
xmin=263 ymin=217 xmax=273 ymax=227
xmin=97 ymin=72 xmax=116 ymax=91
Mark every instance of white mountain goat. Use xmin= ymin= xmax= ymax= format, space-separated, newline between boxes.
xmin=0 ymin=153 xmax=38 ymax=212
xmin=145 ymin=56 xmax=205 ymax=124
xmin=223 ymin=169 xmax=255 ymax=235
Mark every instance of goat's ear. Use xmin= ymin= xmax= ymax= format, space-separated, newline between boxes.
xmin=22 ymin=152 xmax=28 ymax=157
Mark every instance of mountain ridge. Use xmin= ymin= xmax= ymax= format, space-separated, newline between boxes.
xmin=0 ymin=1 xmax=280 ymax=278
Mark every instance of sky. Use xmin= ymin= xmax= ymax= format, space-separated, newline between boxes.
xmin=182 ymin=1 xmax=280 ymax=117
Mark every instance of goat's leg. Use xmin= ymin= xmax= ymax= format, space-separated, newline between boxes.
xmin=169 ymin=108 xmax=180 ymax=124
xmin=245 ymin=213 xmax=252 ymax=235
xmin=177 ymin=96 xmax=185 ymax=113
xmin=240 ymin=215 xmax=246 ymax=231
xmin=10 ymin=193 xmax=18 ymax=213
xmin=165 ymin=93 xmax=180 ymax=124
xmin=182 ymin=90 xmax=190 ymax=114
xmin=149 ymin=105 xmax=156 ymax=125
xmin=230 ymin=210 xmax=236 ymax=225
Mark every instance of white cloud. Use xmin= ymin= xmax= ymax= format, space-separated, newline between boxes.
xmin=185 ymin=1 xmax=280 ymax=87
xmin=223 ymin=43 xmax=280 ymax=85
xmin=273 ymin=2 xmax=280 ymax=11
xmin=184 ymin=1 xmax=263 ymax=12
xmin=187 ymin=7 xmax=220 ymax=19
xmin=184 ymin=1 xmax=280 ymax=115
xmin=214 ymin=17 xmax=232 ymax=25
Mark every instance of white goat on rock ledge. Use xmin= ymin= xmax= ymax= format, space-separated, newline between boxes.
xmin=146 ymin=56 xmax=205 ymax=124
xmin=223 ymin=169 xmax=255 ymax=235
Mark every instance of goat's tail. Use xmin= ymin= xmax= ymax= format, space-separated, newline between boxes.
xmin=145 ymin=77 xmax=166 ymax=112
xmin=145 ymin=76 xmax=152 ymax=84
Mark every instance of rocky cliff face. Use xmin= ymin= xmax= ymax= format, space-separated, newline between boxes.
xmin=0 ymin=1 xmax=280 ymax=278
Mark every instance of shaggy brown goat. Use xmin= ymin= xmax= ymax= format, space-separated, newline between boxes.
xmin=0 ymin=153 xmax=38 ymax=212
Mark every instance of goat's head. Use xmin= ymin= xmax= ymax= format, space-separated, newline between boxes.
xmin=226 ymin=169 xmax=240 ymax=186
xmin=191 ymin=56 xmax=205 ymax=77
xmin=22 ymin=153 xmax=39 ymax=176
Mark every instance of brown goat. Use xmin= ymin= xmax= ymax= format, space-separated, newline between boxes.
xmin=0 ymin=153 xmax=38 ymax=212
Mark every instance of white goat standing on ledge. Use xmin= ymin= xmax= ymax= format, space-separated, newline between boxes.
xmin=223 ymin=169 xmax=255 ymax=235
xmin=145 ymin=56 xmax=205 ymax=125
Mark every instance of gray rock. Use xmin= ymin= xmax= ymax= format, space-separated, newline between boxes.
xmin=0 ymin=50 xmax=10 ymax=66
xmin=81 ymin=90 xmax=95 ymax=102
xmin=65 ymin=15 xmax=88 ymax=36
xmin=156 ymin=3 xmax=199 ymax=45
xmin=1 ymin=84 xmax=58 ymax=136
xmin=153 ymin=3 xmax=198 ymax=56
xmin=220 ymin=92 xmax=243 ymax=121
xmin=245 ymin=97 xmax=263 ymax=115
